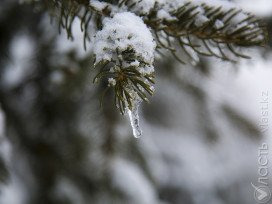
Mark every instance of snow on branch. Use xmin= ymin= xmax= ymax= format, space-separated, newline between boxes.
xmin=29 ymin=0 xmax=268 ymax=137
xmin=38 ymin=0 xmax=267 ymax=62
xmin=93 ymin=12 xmax=156 ymax=115
xmin=148 ymin=0 xmax=267 ymax=62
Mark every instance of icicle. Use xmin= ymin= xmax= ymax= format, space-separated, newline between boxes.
xmin=127 ymin=100 xmax=142 ymax=138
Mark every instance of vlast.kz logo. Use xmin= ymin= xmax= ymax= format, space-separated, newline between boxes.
xmin=251 ymin=92 xmax=271 ymax=204
xmin=252 ymin=183 xmax=271 ymax=203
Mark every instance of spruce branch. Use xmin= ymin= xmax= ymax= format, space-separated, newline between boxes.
xmin=29 ymin=0 xmax=268 ymax=116
xmin=92 ymin=12 xmax=156 ymax=114
xmin=146 ymin=1 xmax=267 ymax=62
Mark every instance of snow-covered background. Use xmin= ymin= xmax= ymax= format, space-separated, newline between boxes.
xmin=0 ymin=0 xmax=271 ymax=204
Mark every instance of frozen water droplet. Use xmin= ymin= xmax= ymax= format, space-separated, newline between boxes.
xmin=128 ymin=109 xmax=142 ymax=138
xmin=127 ymin=101 xmax=142 ymax=138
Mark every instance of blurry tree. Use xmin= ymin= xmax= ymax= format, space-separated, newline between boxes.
xmin=0 ymin=1 xmax=269 ymax=204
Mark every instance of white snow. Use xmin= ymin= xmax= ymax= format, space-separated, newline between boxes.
xmin=157 ymin=9 xmax=177 ymax=21
xmin=93 ymin=12 xmax=156 ymax=66
xmin=0 ymin=177 xmax=26 ymax=204
xmin=237 ymin=0 xmax=272 ymax=16
xmin=89 ymin=0 xmax=108 ymax=11
xmin=188 ymin=0 xmax=239 ymax=10
xmin=2 ymin=35 xmax=35 ymax=89
xmin=157 ymin=0 xmax=257 ymax=31
xmin=214 ymin=19 xmax=224 ymax=29
xmin=111 ymin=157 xmax=158 ymax=204
xmin=159 ymin=0 xmax=239 ymax=11
xmin=195 ymin=14 xmax=209 ymax=27
xmin=108 ymin=77 xmax=116 ymax=86
xmin=50 ymin=71 xmax=65 ymax=85
xmin=0 ymin=107 xmax=25 ymax=204
xmin=137 ymin=65 xmax=154 ymax=75
xmin=127 ymin=0 xmax=156 ymax=15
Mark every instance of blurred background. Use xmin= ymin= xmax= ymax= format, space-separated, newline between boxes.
xmin=0 ymin=0 xmax=272 ymax=204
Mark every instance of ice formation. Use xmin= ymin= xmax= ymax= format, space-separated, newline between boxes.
xmin=127 ymin=98 xmax=142 ymax=138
